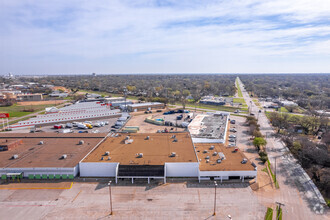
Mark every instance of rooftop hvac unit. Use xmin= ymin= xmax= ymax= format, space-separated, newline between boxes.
xmin=136 ymin=153 xmax=143 ymax=158
xmin=210 ymin=145 xmax=215 ymax=150
xmin=217 ymin=159 xmax=222 ymax=163
xmin=171 ymin=135 xmax=176 ymax=139
xmin=213 ymin=152 xmax=218 ymax=156
xmin=203 ymin=150 xmax=208 ymax=153
xmin=205 ymin=156 xmax=210 ymax=159
xmin=145 ymin=136 xmax=150 ymax=140
xmin=173 ymin=138 xmax=178 ymax=142
xmin=105 ymin=151 xmax=110 ymax=156
xmin=39 ymin=141 xmax=44 ymax=145
xmin=61 ymin=154 xmax=67 ymax=159
xmin=206 ymin=159 xmax=210 ymax=163
xmin=79 ymin=140 xmax=84 ymax=145
xmin=107 ymin=156 xmax=111 ymax=161
xmin=170 ymin=152 xmax=176 ymax=157
xmin=125 ymin=139 xmax=133 ymax=144
xmin=12 ymin=154 xmax=18 ymax=159
xmin=125 ymin=136 xmax=130 ymax=140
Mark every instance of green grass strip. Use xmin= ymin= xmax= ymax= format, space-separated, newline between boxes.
xmin=265 ymin=207 xmax=273 ymax=220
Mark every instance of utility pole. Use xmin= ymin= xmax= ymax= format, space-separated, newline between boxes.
xmin=213 ymin=181 xmax=217 ymax=216
xmin=275 ymin=157 xmax=277 ymax=184
xmin=275 ymin=202 xmax=285 ymax=220
xmin=108 ymin=181 xmax=113 ymax=215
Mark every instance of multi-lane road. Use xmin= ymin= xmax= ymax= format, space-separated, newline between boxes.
xmin=236 ymin=77 xmax=328 ymax=219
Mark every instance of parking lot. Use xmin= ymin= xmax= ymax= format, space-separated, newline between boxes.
xmin=0 ymin=180 xmax=266 ymax=219
xmin=5 ymin=117 xmax=120 ymax=134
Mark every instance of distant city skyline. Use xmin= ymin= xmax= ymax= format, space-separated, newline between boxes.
xmin=1 ymin=0 xmax=330 ymax=74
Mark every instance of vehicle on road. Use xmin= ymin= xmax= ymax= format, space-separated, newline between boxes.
xmin=250 ymin=113 xmax=255 ymax=116
xmin=176 ymin=115 xmax=183 ymax=120
xmin=234 ymin=109 xmax=239 ymax=113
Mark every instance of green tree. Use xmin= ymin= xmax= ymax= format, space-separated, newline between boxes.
xmin=253 ymin=137 xmax=267 ymax=151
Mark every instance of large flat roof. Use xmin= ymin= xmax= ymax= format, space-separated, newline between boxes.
xmin=0 ymin=133 xmax=106 ymax=168
xmin=195 ymin=143 xmax=255 ymax=171
xmin=188 ymin=113 xmax=229 ymax=140
xmin=83 ymin=133 xmax=198 ymax=165
xmin=128 ymin=102 xmax=163 ymax=107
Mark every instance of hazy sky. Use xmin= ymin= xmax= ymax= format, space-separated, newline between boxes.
xmin=1 ymin=0 xmax=330 ymax=74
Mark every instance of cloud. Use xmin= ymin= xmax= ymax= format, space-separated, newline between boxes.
xmin=0 ymin=0 xmax=330 ymax=74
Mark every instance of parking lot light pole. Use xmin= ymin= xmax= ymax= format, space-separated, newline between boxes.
xmin=213 ymin=181 xmax=218 ymax=216
xmin=108 ymin=181 xmax=113 ymax=215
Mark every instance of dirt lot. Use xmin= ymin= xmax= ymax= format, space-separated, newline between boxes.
xmin=17 ymin=100 xmax=67 ymax=106
xmin=125 ymin=112 xmax=186 ymax=133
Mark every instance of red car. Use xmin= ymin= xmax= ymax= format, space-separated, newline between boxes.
xmin=54 ymin=124 xmax=62 ymax=129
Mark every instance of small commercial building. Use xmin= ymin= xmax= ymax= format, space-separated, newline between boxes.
xmin=80 ymin=133 xmax=199 ymax=183
xmin=188 ymin=112 xmax=230 ymax=143
xmin=127 ymin=102 xmax=165 ymax=112
xmin=0 ymin=133 xmax=106 ymax=179
xmin=16 ymin=93 xmax=43 ymax=101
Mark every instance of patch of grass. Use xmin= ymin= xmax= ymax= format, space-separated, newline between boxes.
xmin=236 ymin=80 xmax=243 ymax=98
xmin=279 ymin=107 xmax=288 ymax=113
xmin=267 ymin=160 xmax=279 ymax=189
xmin=276 ymin=206 xmax=282 ymax=220
xmin=265 ymin=207 xmax=273 ymax=220
xmin=262 ymin=167 xmax=268 ymax=173
xmin=233 ymin=98 xmax=245 ymax=103
xmin=0 ymin=103 xmax=57 ymax=119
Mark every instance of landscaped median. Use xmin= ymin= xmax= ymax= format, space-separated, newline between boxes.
xmin=276 ymin=206 xmax=283 ymax=220
xmin=267 ymin=160 xmax=279 ymax=189
xmin=265 ymin=207 xmax=273 ymax=220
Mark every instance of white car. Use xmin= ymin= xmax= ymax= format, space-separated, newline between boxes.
xmin=228 ymin=143 xmax=236 ymax=147
xmin=229 ymin=134 xmax=236 ymax=138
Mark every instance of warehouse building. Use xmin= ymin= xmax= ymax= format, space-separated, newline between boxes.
xmin=79 ymin=133 xmax=199 ymax=183
xmin=195 ymin=143 xmax=257 ymax=182
xmin=127 ymin=102 xmax=165 ymax=112
xmin=16 ymin=93 xmax=43 ymax=101
xmin=0 ymin=133 xmax=106 ymax=180
xmin=188 ymin=112 xmax=230 ymax=143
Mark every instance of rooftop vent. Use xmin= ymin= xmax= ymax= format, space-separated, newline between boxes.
xmin=210 ymin=145 xmax=215 ymax=150
xmin=105 ymin=151 xmax=110 ymax=156
xmin=12 ymin=154 xmax=18 ymax=159
xmin=173 ymin=138 xmax=178 ymax=142
xmin=136 ymin=153 xmax=143 ymax=158
xmin=170 ymin=152 xmax=176 ymax=157
xmin=107 ymin=156 xmax=111 ymax=161
xmin=79 ymin=140 xmax=84 ymax=145
xmin=145 ymin=136 xmax=150 ymax=140
xmin=205 ymin=156 xmax=210 ymax=159
xmin=61 ymin=154 xmax=67 ymax=159
xmin=217 ymin=159 xmax=222 ymax=163
xmin=206 ymin=159 xmax=210 ymax=163
xmin=39 ymin=141 xmax=44 ymax=145
xmin=213 ymin=152 xmax=218 ymax=156
xmin=125 ymin=139 xmax=134 ymax=144
xmin=203 ymin=150 xmax=208 ymax=153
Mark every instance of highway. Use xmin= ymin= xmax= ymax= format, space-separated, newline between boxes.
xmin=236 ymin=77 xmax=328 ymax=219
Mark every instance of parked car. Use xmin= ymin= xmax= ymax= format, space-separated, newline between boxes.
xmin=78 ymin=130 xmax=88 ymax=133
xmin=77 ymin=123 xmax=87 ymax=129
xmin=156 ymin=110 xmax=162 ymax=112
xmin=144 ymin=111 xmax=149 ymax=114
xmin=230 ymin=128 xmax=237 ymax=132
xmin=230 ymin=120 xmax=236 ymax=124
xmin=65 ymin=123 xmax=73 ymax=128
xmin=229 ymin=139 xmax=236 ymax=142
xmin=234 ymin=109 xmax=239 ymax=113
xmin=176 ymin=115 xmax=183 ymax=120
xmin=229 ymin=134 xmax=236 ymax=138
xmin=250 ymin=113 xmax=255 ymax=116
xmin=54 ymin=124 xmax=62 ymax=129
xmin=258 ymin=110 xmax=262 ymax=113
xmin=228 ymin=143 xmax=236 ymax=147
